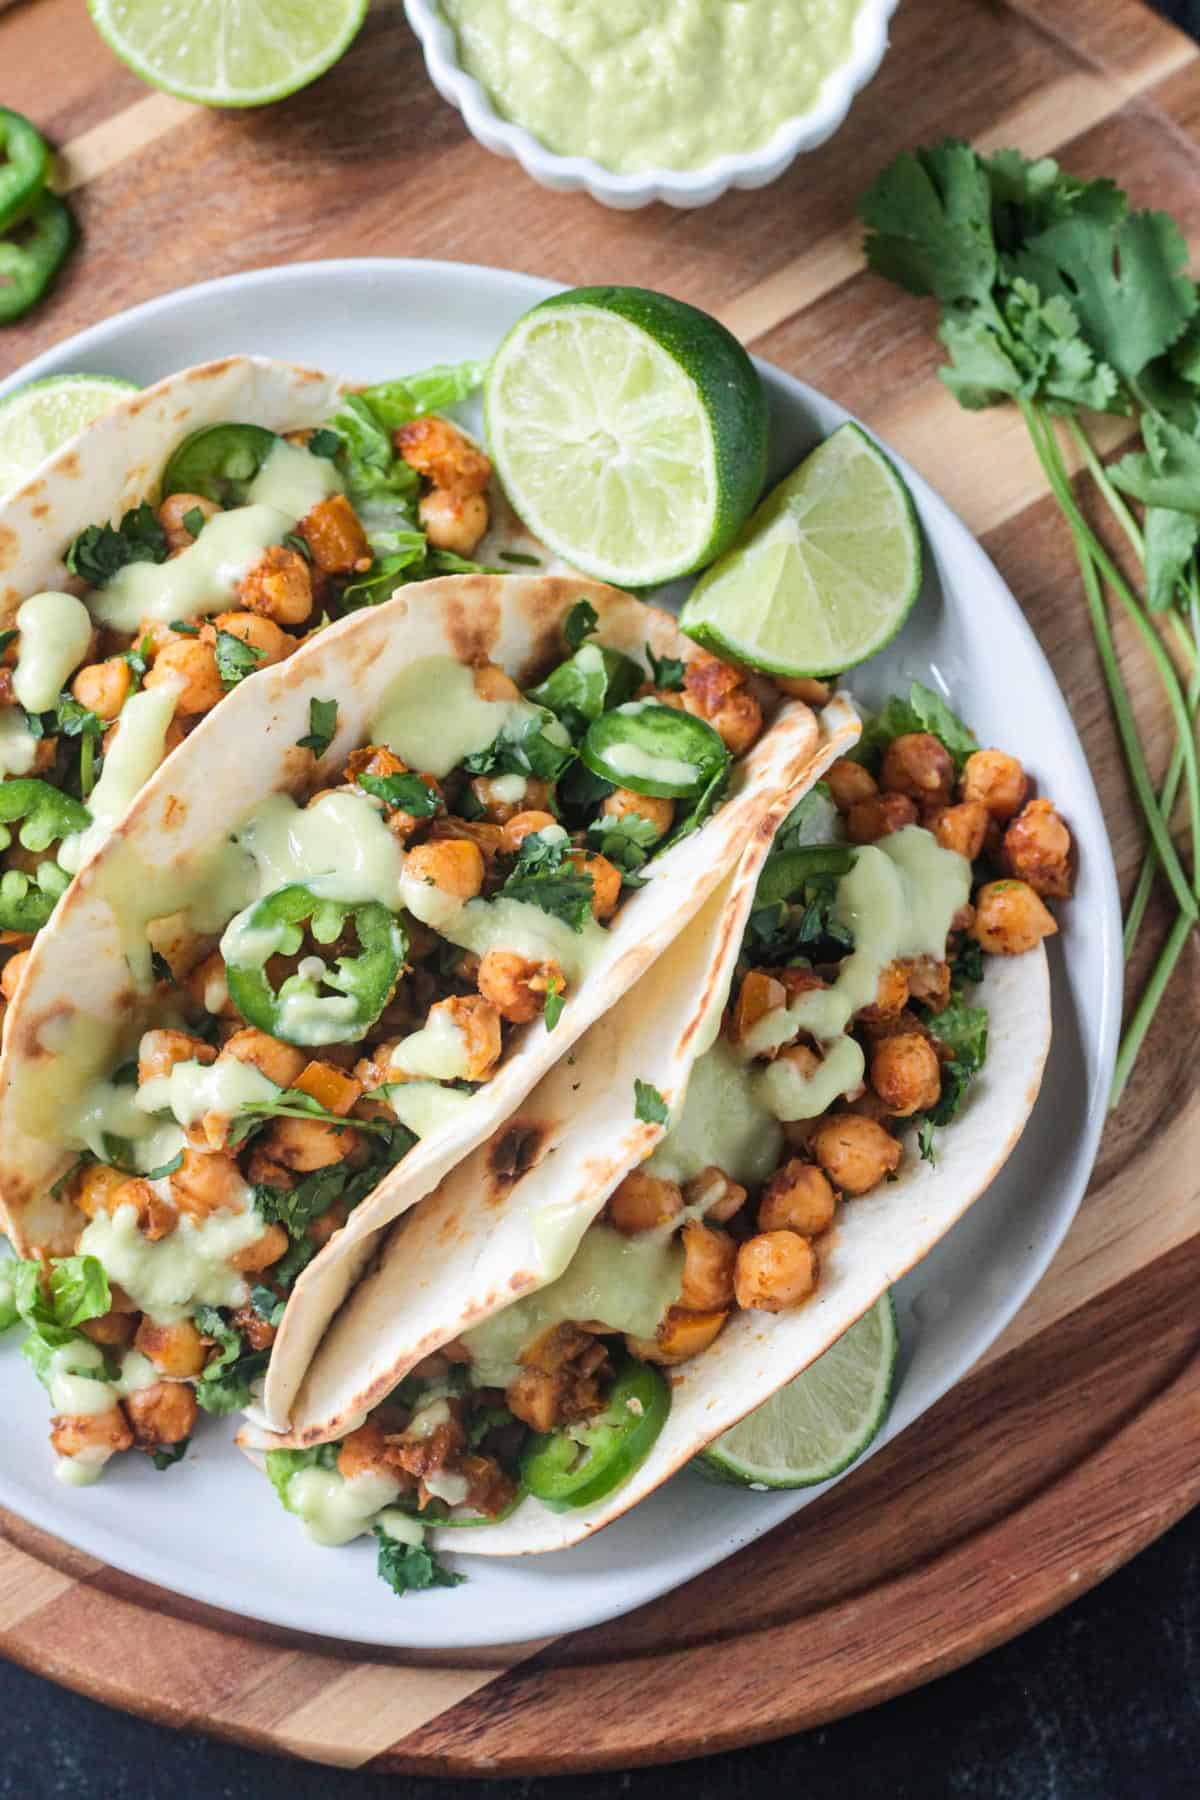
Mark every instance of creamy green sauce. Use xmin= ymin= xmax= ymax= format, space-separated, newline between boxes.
xmin=441 ymin=0 xmax=865 ymax=174
xmin=287 ymin=1466 xmax=402 ymax=1546
xmin=381 ymin=1081 xmax=477 ymax=1141
xmin=135 ymin=1054 xmax=279 ymax=1128
xmin=388 ymin=1007 xmax=476 ymax=1083
xmin=645 ymin=1036 xmax=783 ymax=1187
xmin=77 ymin=1198 xmax=261 ymax=1323
xmin=13 ymin=591 xmax=93 ymax=714
xmin=399 ymin=875 xmax=606 ymax=984
xmin=370 ymin=657 xmax=517 ymax=779
xmin=230 ymin=790 xmax=405 ymax=911
xmin=605 ymin=739 xmax=698 ymax=789
xmin=463 ymin=1223 xmax=683 ymax=1387
xmin=759 ymin=1033 xmax=866 ymax=1121
xmin=59 ymin=685 xmax=182 ymax=875
xmin=247 ymin=438 xmax=343 ymax=516
xmin=0 ymin=706 xmax=40 ymax=776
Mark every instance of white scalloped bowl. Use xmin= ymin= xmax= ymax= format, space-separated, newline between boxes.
xmin=403 ymin=0 xmax=899 ymax=210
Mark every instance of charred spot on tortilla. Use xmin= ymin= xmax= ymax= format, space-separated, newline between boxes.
xmin=488 ymin=1121 xmax=547 ymax=1187
xmin=163 ymin=796 xmax=188 ymax=830
xmin=58 ymin=452 xmax=81 ymax=478
xmin=446 ymin=586 xmax=500 ymax=667
xmin=187 ymin=358 xmax=237 ymax=384
xmin=31 ymin=503 xmax=49 ymax=520
xmin=0 ymin=528 xmax=17 ymax=571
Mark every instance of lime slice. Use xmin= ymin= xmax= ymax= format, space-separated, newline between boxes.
xmin=485 ymin=287 xmax=769 ymax=588
xmin=0 ymin=373 xmax=137 ymax=498
xmin=87 ymin=0 xmax=368 ymax=108
xmin=679 ymin=423 xmax=922 ymax=679
xmin=696 ymin=1291 xmax=898 ymax=1488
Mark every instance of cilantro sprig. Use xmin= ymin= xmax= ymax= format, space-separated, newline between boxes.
xmin=860 ymin=143 xmax=1200 ymax=1106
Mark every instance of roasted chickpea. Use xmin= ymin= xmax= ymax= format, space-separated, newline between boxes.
xmin=925 ymin=799 xmax=988 ymax=862
xmin=774 ymin=676 xmax=832 ymax=705
xmin=79 ymin=1308 xmax=137 ymax=1349
xmin=259 ymin=1114 xmax=361 ymax=1173
xmin=50 ymin=1407 xmax=133 ymax=1462
xmin=501 ymin=809 xmax=559 ymax=854
xmin=608 ymin=1171 xmax=683 ymax=1235
xmin=731 ymin=968 xmax=789 ymax=1052
xmin=0 ymin=948 xmax=29 ymax=1002
xmin=299 ymin=494 xmax=372 ymax=574
xmin=970 ymin=880 xmax=1058 ymax=955
xmin=679 ymin=1220 xmax=738 ymax=1310
xmin=683 ymin=1165 xmax=747 ymax=1223
xmin=138 ymin=1026 xmax=215 ymax=1086
xmin=157 ymin=492 xmax=219 ymax=552
xmin=237 ymin=544 xmax=313 ymax=626
xmin=901 ymin=955 xmax=951 ymax=1014
xmin=124 ymin=1380 xmax=197 ymax=1447
xmin=405 ymin=836 xmax=485 ymax=901
xmin=419 ymin=488 xmax=489 ymax=557
xmin=681 ymin=683 xmax=762 ymax=756
xmin=109 ymin=1176 xmax=177 ymax=1241
xmin=395 ymin=416 xmax=492 ymax=495
xmin=134 ymin=1317 xmax=208 ymax=1378
xmin=811 ymin=1114 xmax=902 ymax=1195
xmin=599 ymin=787 xmax=675 ymax=839
xmin=870 ymin=1032 xmax=942 ymax=1116
xmin=219 ymin=1026 xmax=308 ymax=1089
xmin=628 ymin=1305 xmax=727 ymax=1366
xmin=568 ymin=849 xmax=621 ymax=921
xmin=734 ymin=1231 xmax=818 ymax=1312
xmin=336 ymin=1420 xmax=396 ymax=1484
xmin=72 ymin=657 xmax=131 ymax=722
xmin=880 ymin=732 xmax=955 ymax=805
xmin=305 ymin=1198 xmax=348 ymax=1248
xmin=169 ymin=1150 xmax=247 ymax=1220
xmin=229 ymin=1301 xmax=279 ymax=1349
xmin=758 ymin=1159 xmax=838 ymax=1235
xmin=860 ymin=960 xmax=909 ymax=1023
xmin=1002 ymin=798 xmax=1073 ymax=899
xmin=477 ymin=949 xmax=564 ymax=1024
xmin=430 ymin=993 xmax=503 ymax=1082
xmin=229 ymin=1222 xmax=290 ymax=1272
xmin=213 ymin=610 xmax=293 ymax=667
xmin=470 ymin=774 xmax=553 ymax=825
xmin=184 ymin=951 xmax=239 ymax=1018
xmin=846 ymin=792 xmax=919 ymax=844
xmin=961 ymin=749 xmax=1027 ymax=821
xmin=825 ymin=758 xmax=878 ymax=813
xmin=144 ymin=637 xmax=223 ymax=714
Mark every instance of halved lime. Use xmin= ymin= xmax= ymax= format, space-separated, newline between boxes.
xmin=87 ymin=0 xmax=368 ymax=108
xmin=679 ymin=423 xmax=922 ymax=678
xmin=696 ymin=1291 xmax=897 ymax=1488
xmin=485 ymin=287 xmax=769 ymax=588
xmin=0 ymin=373 xmax=137 ymax=498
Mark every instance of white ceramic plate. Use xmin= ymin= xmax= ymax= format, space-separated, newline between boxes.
xmin=0 ymin=261 xmax=1121 ymax=1651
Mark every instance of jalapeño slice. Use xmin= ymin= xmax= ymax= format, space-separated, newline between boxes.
xmin=520 ymin=1358 xmax=670 ymax=1511
xmin=581 ymin=701 xmax=729 ymax=799
xmin=160 ymin=422 xmax=280 ymax=507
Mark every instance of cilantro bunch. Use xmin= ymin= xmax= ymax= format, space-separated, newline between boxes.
xmin=861 ymin=143 xmax=1200 ymax=1105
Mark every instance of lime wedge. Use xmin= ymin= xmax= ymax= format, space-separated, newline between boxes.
xmin=0 ymin=373 xmax=137 ymax=498
xmin=696 ymin=1291 xmax=897 ymax=1488
xmin=679 ymin=423 xmax=922 ymax=678
xmin=485 ymin=287 xmax=769 ymax=588
xmin=87 ymin=0 xmax=367 ymax=107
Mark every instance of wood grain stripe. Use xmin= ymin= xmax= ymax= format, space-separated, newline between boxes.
xmin=0 ymin=1542 xmax=76 ymax=1629
xmin=53 ymin=93 xmax=198 ymax=195
xmin=717 ymin=33 xmax=1196 ymax=346
xmin=268 ymin=1659 xmax=541 ymax=1768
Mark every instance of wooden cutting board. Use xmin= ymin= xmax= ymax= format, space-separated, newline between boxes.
xmin=0 ymin=0 xmax=1197 ymax=1774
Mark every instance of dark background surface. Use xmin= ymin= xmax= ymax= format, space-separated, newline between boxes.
xmin=2 ymin=2 xmax=1199 ymax=1795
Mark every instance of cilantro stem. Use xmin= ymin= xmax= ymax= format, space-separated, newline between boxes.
xmin=1064 ymin=416 xmax=1144 ymax=561
xmin=1124 ymin=588 xmax=1200 ymax=959
xmin=1110 ymin=910 xmax=1192 ymax=1108
xmin=1021 ymin=400 xmax=1198 ymax=922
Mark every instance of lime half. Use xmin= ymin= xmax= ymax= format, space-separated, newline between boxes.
xmin=0 ymin=374 xmax=137 ymax=498
xmin=680 ymin=423 xmax=922 ymax=678
xmin=485 ymin=287 xmax=769 ymax=588
xmin=87 ymin=0 xmax=368 ymax=107
xmin=696 ymin=1291 xmax=898 ymax=1488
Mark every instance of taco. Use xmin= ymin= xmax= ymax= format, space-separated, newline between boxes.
xmin=0 ymin=350 xmax=518 ymax=1006
xmin=242 ymin=691 xmax=1072 ymax=1585
xmin=0 ymin=570 xmax=837 ymax=1484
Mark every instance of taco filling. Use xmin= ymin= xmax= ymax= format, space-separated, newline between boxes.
xmin=0 ymin=360 xmax=495 ymax=1003
xmin=257 ymin=690 xmax=1074 ymax=1593
xmin=2 ymin=596 xmax=793 ymax=1486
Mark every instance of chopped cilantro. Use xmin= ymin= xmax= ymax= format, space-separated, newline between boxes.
xmin=283 ymin=530 xmax=313 ymax=562
xmin=543 ymin=972 xmax=565 ymax=1031
xmin=356 ymin=769 xmax=440 ymax=817
xmin=297 ymin=696 xmax=338 ymax=757
xmin=214 ymin=628 xmax=267 ymax=690
xmin=646 ymin=645 xmax=686 ymax=691
xmin=563 ymin=598 xmax=599 ymax=652
xmin=151 ymin=1439 xmax=190 ymax=1471
xmin=307 ymin=428 xmax=341 ymax=460
xmin=374 ymin=1527 xmax=464 ymax=1598
xmin=66 ymin=502 xmax=168 ymax=588
xmin=181 ymin=506 xmax=207 ymax=540
xmin=634 ymin=1079 xmax=668 ymax=1126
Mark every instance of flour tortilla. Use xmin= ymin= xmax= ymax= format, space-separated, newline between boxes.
xmin=0 ymin=366 xmax=831 ymax=1428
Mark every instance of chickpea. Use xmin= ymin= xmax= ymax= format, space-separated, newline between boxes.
xmin=169 ymin=1149 xmax=247 ymax=1219
xmin=134 ymin=1316 xmax=208 ymax=1378
xmin=336 ymin=1420 xmax=396 ymax=1484
xmin=501 ymin=809 xmax=558 ymax=854
xmin=73 ymin=1162 xmax=126 ymax=1220
xmin=846 ymin=793 xmax=919 ymax=844
xmin=901 ymin=956 xmax=951 ymax=1014
xmin=426 ymin=815 xmax=506 ymax=870
xmin=774 ymin=676 xmax=832 ymax=705
xmin=0 ymin=948 xmax=29 ymax=1002
xmin=734 ymin=1231 xmax=818 ymax=1312
xmin=679 ymin=1220 xmax=737 ymax=1310
xmin=825 ymin=758 xmax=878 ymax=813
xmin=432 ymin=993 xmax=503 ymax=1082
xmin=970 ymin=880 xmax=1058 ymax=955
xmin=860 ymin=960 xmax=909 ymax=1023
xmin=628 ymin=1305 xmax=727 ymax=1366
xmin=405 ymin=836 xmax=485 ymax=901
xmin=683 ymin=1165 xmax=747 ymax=1223
xmin=72 ymin=657 xmax=131 ymax=722
xmin=229 ymin=1221 xmax=290 ymax=1272
xmin=185 ymin=950 xmax=240 ymax=1019
xmin=758 ymin=1159 xmax=838 ymax=1235
xmin=243 ymin=1146 xmax=296 ymax=1193
xmin=568 ymin=849 xmax=622 ymax=921
xmin=880 ymin=732 xmax=955 ymax=805
xmin=775 ymin=1042 xmax=824 ymax=1086
xmin=608 ymin=1170 xmax=683 ymax=1235
xmin=599 ymin=787 xmax=674 ymax=839
xmin=299 ymin=494 xmax=372 ymax=574
xmin=50 ymin=1407 xmax=133 ymax=1462
xmin=157 ymin=492 xmax=219 ymax=552
xmin=229 ymin=1302 xmax=279 ymax=1350
xmin=961 ymin=749 xmax=1028 ymax=822
xmin=305 ymin=1198 xmax=348 ymax=1249
xmin=473 ymin=663 xmax=521 ymax=703
xmin=1003 ymin=798 xmax=1073 ymax=899
xmin=395 ymin=416 xmax=492 ymax=495
xmin=477 ymin=949 xmax=565 ymax=1024
xmin=79 ymin=1308 xmax=137 ymax=1349
xmin=144 ymin=637 xmax=223 ymax=715
xmin=419 ymin=488 xmax=489 ymax=557
xmin=870 ymin=1032 xmax=942 ymax=1116
xmin=730 ymin=968 xmax=789 ymax=1052
xmin=213 ymin=610 xmax=292 ymax=667
xmin=109 ymin=1176 xmax=177 ymax=1241
xmin=811 ymin=1115 xmax=902 ymax=1195
xmin=681 ymin=684 xmax=762 ymax=756
xmin=470 ymin=774 xmax=553 ymax=825
xmin=124 ymin=1380 xmax=197 ymax=1447
xmin=259 ymin=1114 xmax=361 ymax=1173
xmin=237 ymin=544 xmax=313 ymax=626
xmin=930 ymin=799 xmax=990 ymax=861
xmin=139 ymin=1026 xmax=215 ymax=1086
